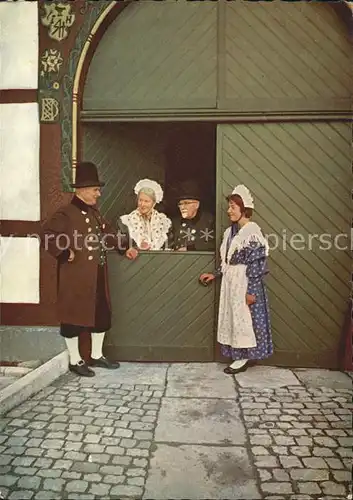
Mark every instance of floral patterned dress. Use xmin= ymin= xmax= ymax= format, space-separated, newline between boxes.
xmin=216 ymin=222 xmax=273 ymax=361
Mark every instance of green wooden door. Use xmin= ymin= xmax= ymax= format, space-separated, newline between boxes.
xmin=82 ymin=1 xmax=350 ymax=117
xmin=83 ymin=1 xmax=218 ymax=111
xmin=105 ymin=251 xmax=216 ymax=361
xmin=216 ymin=122 xmax=351 ymax=368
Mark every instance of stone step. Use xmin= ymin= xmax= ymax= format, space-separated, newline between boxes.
xmin=0 ymin=376 xmax=18 ymax=390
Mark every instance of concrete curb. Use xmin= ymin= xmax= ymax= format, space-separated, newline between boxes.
xmin=0 ymin=350 xmax=68 ymax=417
xmin=0 ymin=366 xmax=32 ymax=377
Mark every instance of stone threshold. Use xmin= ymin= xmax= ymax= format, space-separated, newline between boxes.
xmin=0 ymin=350 xmax=68 ymax=417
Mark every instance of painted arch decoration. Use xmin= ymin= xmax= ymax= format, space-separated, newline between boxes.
xmin=61 ymin=1 xmax=119 ymax=191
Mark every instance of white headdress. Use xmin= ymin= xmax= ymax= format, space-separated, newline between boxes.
xmin=232 ymin=184 xmax=254 ymax=209
xmin=134 ymin=179 xmax=163 ymax=204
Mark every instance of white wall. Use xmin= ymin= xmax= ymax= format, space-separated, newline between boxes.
xmin=0 ymin=1 xmax=38 ymax=89
xmin=0 ymin=103 xmax=40 ymax=221
xmin=0 ymin=237 xmax=40 ymax=303
xmin=0 ymin=1 xmax=40 ymax=304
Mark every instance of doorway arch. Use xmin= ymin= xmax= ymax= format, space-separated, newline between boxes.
xmin=61 ymin=1 xmax=127 ymax=190
xmin=61 ymin=0 xmax=352 ymax=190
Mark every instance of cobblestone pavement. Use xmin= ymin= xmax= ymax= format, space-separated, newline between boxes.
xmin=0 ymin=363 xmax=351 ymax=499
xmin=241 ymin=385 xmax=352 ymax=499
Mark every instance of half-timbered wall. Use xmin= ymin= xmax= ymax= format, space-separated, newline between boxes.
xmin=0 ymin=2 xmax=40 ymax=305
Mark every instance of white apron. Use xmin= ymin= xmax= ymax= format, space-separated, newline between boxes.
xmin=217 ymin=222 xmax=268 ymax=349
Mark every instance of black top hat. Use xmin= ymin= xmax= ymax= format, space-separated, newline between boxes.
xmin=70 ymin=161 xmax=105 ymax=188
xmin=176 ymin=180 xmax=201 ymax=202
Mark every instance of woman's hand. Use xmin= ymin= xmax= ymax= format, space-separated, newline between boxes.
xmin=140 ymin=241 xmax=151 ymax=250
xmin=125 ymin=247 xmax=138 ymax=260
xmin=199 ymin=273 xmax=215 ymax=285
xmin=246 ymin=294 xmax=256 ymax=305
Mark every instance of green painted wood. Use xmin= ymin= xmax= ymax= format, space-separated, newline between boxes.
xmin=82 ymin=2 xmax=350 ymax=115
xmin=105 ymin=252 xmax=216 ymax=361
xmin=83 ymin=1 xmax=217 ymax=111
xmin=82 ymin=123 xmax=217 ymax=362
xmin=82 ymin=123 xmax=165 ymax=223
xmin=216 ymin=122 xmax=351 ymax=368
xmin=221 ymin=2 xmax=352 ymax=109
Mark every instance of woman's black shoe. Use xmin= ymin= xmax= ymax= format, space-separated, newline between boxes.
xmin=223 ymin=362 xmax=248 ymax=375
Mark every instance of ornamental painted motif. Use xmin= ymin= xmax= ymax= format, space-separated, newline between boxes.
xmin=61 ymin=1 xmax=113 ymax=190
xmin=41 ymin=2 xmax=75 ymax=42
xmin=40 ymin=97 xmax=60 ymax=123
xmin=41 ymin=49 xmax=64 ymax=75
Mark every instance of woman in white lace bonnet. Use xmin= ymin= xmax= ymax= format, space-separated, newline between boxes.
xmin=119 ymin=179 xmax=172 ymax=251
xmin=200 ymin=184 xmax=273 ymax=374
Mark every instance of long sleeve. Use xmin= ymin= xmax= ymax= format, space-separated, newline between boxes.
xmin=246 ymin=246 xmax=268 ymax=295
xmin=117 ymin=217 xmax=140 ymax=251
xmin=102 ymin=217 xmax=128 ymax=255
xmin=91 ymin=208 xmax=129 ymax=256
xmin=213 ymin=264 xmax=222 ymax=278
xmin=165 ymin=224 xmax=174 ymax=251
xmin=213 ymin=226 xmax=233 ymax=277
xmin=228 ymin=242 xmax=268 ymax=295
xmin=41 ymin=209 xmax=71 ymax=261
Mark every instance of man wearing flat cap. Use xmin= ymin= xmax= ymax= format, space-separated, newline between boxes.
xmin=41 ymin=161 xmax=138 ymax=377
xmin=172 ymin=180 xmax=215 ymax=252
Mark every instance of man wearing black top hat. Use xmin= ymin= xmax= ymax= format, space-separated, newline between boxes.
xmin=41 ymin=161 xmax=138 ymax=377
xmin=171 ymin=181 xmax=215 ymax=252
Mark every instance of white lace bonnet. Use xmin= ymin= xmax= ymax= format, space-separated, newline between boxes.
xmin=134 ymin=179 xmax=163 ymax=204
xmin=232 ymin=184 xmax=254 ymax=209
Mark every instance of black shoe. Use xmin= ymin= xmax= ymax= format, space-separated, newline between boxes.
xmin=224 ymin=362 xmax=248 ymax=375
xmin=69 ymin=360 xmax=95 ymax=377
xmin=90 ymin=356 xmax=120 ymax=369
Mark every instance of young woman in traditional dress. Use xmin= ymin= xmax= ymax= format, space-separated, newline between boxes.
xmin=200 ymin=184 xmax=273 ymax=375
xmin=119 ymin=179 xmax=172 ymax=251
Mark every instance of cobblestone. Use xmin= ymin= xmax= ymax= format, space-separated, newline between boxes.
xmin=17 ymin=476 xmax=41 ymax=490
xmin=322 ymin=481 xmax=348 ymax=495
xmin=297 ymin=481 xmax=321 ymax=494
xmin=0 ymin=366 xmax=351 ymax=499
xmin=8 ymin=491 xmax=33 ymax=500
xmin=62 ymin=471 xmax=81 ymax=480
xmin=37 ymin=469 xmax=62 ymax=479
xmin=240 ymin=385 xmax=352 ymax=499
xmin=0 ymin=374 xmax=161 ymax=499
